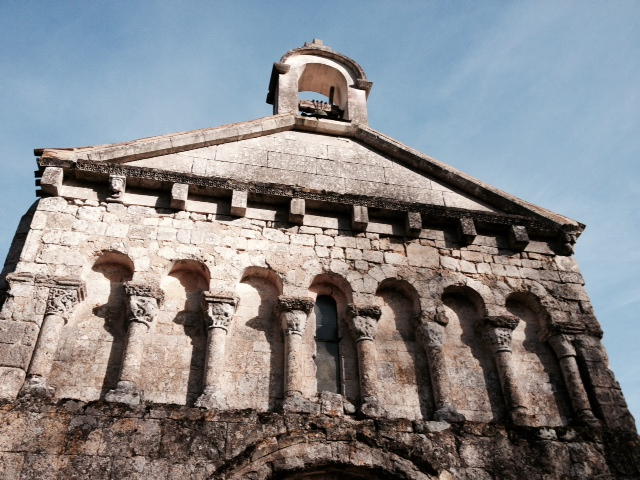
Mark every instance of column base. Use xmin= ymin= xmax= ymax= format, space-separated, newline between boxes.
xmin=105 ymin=381 xmax=142 ymax=406
xmin=360 ymin=396 xmax=386 ymax=418
xmin=433 ymin=403 xmax=465 ymax=423
xmin=195 ymin=387 xmax=227 ymax=410
xmin=576 ymin=409 xmax=601 ymax=428
xmin=19 ymin=375 xmax=55 ymax=398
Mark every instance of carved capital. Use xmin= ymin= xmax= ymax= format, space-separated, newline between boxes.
xmin=203 ymin=292 xmax=238 ymax=332
xmin=108 ymin=174 xmax=126 ymax=201
xmin=124 ymin=283 xmax=164 ymax=328
xmin=547 ymin=334 xmax=576 ymax=359
xmin=44 ymin=278 xmax=86 ymax=321
xmin=347 ymin=304 xmax=382 ymax=342
xmin=277 ymin=296 xmax=314 ymax=336
xmin=416 ymin=322 xmax=445 ymax=349
xmin=477 ymin=317 xmax=518 ymax=354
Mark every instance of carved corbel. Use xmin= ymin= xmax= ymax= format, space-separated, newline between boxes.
xmin=107 ymin=174 xmax=126 ymax=202
xmin=508 ymin=225 xmax=529 ymax=251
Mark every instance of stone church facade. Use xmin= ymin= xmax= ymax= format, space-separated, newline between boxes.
xmin=0 ymin=41 xmax=638 ymax=479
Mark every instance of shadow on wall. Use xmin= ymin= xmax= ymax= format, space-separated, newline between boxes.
xmin=376 ymin=283 xmax=433 ymax=420
xmin=442 ymin=287 xmax=506 ymax=422
xmin=507 ymin=292 xmax=573 ymax=426
xmin=226 ymin=275 xmax=283 ymax=411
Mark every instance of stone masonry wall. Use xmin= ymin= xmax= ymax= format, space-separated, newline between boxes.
xmin=0 ymin=193 xmax=638 ymax=478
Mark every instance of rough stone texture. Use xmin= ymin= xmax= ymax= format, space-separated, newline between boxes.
xmin=0 ymin=400 xmax=637 ymax=479
xmin=1 ymin=42 xmax=637 ymax=479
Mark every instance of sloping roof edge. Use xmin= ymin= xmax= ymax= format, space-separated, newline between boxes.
xmin=38 ymin=114 xmax=583 ymax=233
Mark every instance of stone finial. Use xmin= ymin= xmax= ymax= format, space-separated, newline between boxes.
xmin=108 ymin=174 xmax=126 ymax=202
xmin=202 ymin=292 xmax=238 ymax=332
xmin=346 ymin=304 xmax=382 ymax=342
xmin=44 ymin=278 xmax=86 ymax=321
xmin=277 ymin=296 xmax=314 ymax=336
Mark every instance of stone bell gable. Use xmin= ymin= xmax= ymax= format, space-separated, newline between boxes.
xmin=0 ymin=40 xmax=637 ymax=479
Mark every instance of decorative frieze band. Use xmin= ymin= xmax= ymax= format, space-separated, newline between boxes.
xmin=38 ymin=158 xmax=569 ymax=235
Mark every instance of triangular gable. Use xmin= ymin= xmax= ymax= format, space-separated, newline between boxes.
xmin=38 ymin=113 xmax=583 ymax=233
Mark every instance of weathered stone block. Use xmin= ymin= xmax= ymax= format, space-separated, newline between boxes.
xmin=230 ymin=190 xmax=248 ymax=217
xmin=170 ymin=183 xmax=189 ymax=211
xmin=289 ymin=198 xmax=305 ymax=224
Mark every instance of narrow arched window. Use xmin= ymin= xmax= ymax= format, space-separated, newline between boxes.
xmin=315 ymin=295 xmax=341 ymax=393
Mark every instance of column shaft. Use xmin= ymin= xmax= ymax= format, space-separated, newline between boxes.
xmin=417 ymin=321 xmax=464 ymax=422
xmin=106 ymin=283 xmax=162 ymax=406
xmin=478 ymin=316 xmax=528 ymax=425
xmin=196 ymin=293 xmax=238 ymax=410
xmin=347 ymin=304 xmax=383 ymax=417
xmin=548 ymin=334 xmax=599 ymax=426
xmin=278 ymin=296 xmax=314 ymax=406
xmin=20 ymin=281 xmax=85 ymax=398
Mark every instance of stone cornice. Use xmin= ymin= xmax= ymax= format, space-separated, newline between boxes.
xmin=35 ymin=113 xmax=584 ymax=236
xmin=38 ymin=157 xmax=564 ymax=235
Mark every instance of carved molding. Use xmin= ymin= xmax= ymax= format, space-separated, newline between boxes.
xmin=202 ymin=292 xmax=238 ymax=332
xmin=347 ymin=304 xmax=382 ymax=342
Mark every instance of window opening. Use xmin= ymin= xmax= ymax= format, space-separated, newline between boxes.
xmin=314 ymin=295 xmax=341 ymax=393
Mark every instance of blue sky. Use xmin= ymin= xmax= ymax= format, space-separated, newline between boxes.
xmin=1 ymin=2 xmax=639 ymax=426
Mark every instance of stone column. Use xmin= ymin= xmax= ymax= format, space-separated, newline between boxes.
xmin=478 ymin=316 xmax=529 ymax=425
xmin=278 ymin=296 xmax=314 ymax=408
xmin=547 ymin=333 xmax=600 ymax=427
xmin=105 ymin=283 xmax=163 ymax=405
xmin=347 ymin=304 xmax=384 ymax=417
xmin=20 ymin=278 xmax=86 ymax=397
xmin=416 ymin=321 xmax=465 ymax=422
xmin=195 ymin=292 xmax=238 ymax=410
